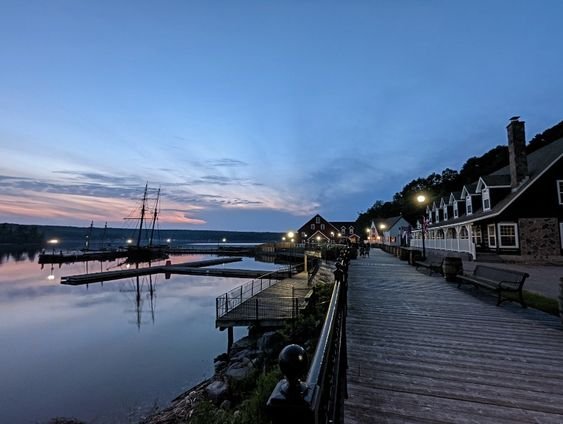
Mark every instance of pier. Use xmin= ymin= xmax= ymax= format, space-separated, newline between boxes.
xmin=60 ymin=257 xmax=287 ymax=285
xmin=215 ymin=270 xmax=312 ymax=328
xmin=344 ymin=249 xmax=563 ymax=423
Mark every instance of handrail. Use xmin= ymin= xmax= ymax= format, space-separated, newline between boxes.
xmin=267 ymin=248 xmax=350 ymax=424
xmin=215 ymin=265 xmax=301 ymax=319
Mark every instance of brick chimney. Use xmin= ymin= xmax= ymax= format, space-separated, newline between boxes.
xmin=506 ymin=116 xmax=528 ymax=189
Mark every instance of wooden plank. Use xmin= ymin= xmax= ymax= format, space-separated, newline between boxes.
xmin=344 ymin=249 xmax=563 ymax=423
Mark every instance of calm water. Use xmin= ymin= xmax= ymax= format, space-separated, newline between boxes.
xmin=0 ymin=248 xmax=279 ymax=423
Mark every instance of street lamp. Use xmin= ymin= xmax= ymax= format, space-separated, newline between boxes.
xmin=366 ymin=228 xmax=370 ymax=245
xmin=416 ymin=194 xmax=427 ymax=259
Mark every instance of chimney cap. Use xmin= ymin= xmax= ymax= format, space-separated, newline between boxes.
xmin=509 ymin=116 xmax=520 ymax=121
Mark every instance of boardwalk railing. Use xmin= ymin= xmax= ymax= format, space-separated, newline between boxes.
xmin=267 ymin=275 xmax=348 ymax=423
xmin=215 ymin=265 xmax=301 ymax=319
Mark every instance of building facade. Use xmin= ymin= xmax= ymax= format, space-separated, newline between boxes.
xmin=411 ymin=117 xmax=563 ymax=262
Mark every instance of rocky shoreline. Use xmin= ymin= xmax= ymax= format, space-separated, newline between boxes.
xmin=141 ymin=262 xmax=335 ymax=424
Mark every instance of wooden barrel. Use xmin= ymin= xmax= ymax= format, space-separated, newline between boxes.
xmin=443 ymin=257 xmax=463 ymax=282
xmin=559 ymin=278 xmax=563 ymax=326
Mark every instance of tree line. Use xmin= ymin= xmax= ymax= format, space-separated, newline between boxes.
xmin=0 ymin=223 xmax=45 ymax=245
xmin=356 ymin=120 xmax=563 ymax=231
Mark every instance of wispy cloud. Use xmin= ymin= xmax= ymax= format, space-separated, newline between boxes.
xmin=206 ymin=158 xmax=248 ymax=168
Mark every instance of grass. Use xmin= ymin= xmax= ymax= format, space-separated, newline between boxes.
xmin=504 ymin=290 xmax=561 ymax=316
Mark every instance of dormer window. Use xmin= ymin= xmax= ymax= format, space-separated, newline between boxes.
xmin=435 ymin=210 xmax=439 ymax=223
xmin=315 ymin=216 xmax=320 ymax=224
xmin=482 ymin=188 xmax=491 ymax=211
xmin=453 ymin=202 xmax=459 ymax=218
xmin=558 ymin=180 xmax=563 ymax=205
xmin=349 ymin=226 xmax=354 ymax=235
xmin=466 ymin=196 xmax=473 ymax=215
xmin=444 ymin=208 xmax=448 ymax=221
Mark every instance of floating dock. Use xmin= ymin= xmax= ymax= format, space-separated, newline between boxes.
xmin=60 ymin=257 xmax=288 ymax=286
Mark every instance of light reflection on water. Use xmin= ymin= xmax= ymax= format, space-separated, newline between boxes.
xmin=0 ymin=250 xmax=280 ymax=423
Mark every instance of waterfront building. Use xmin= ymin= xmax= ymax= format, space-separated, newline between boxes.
xmin=411 ymin=117 xmax=563 ymax=263
xmin=370 ymin=216 xmax=413 ymax=246
xmin=296 ymin=214 xmax=360 ymax=244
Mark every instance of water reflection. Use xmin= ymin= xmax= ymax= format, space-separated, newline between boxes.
xmin=0 ymin=249 xmax=278 ymax=423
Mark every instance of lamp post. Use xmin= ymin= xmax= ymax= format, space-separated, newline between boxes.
xmin=365 ymin=228 xmax=370 ymax=245
xmin=416 ymin=194 xmax=427 ymax=260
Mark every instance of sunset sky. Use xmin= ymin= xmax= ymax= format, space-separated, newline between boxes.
xmin=2 ymin=1 xmax=563 ymax=231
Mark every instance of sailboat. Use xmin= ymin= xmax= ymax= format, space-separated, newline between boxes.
xmin=125 ymin=184 xmax=169 ymax=263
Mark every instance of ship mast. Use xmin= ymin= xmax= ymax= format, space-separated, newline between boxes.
xmin=136 ymin=183 xmax=148 ymax=248
xmin=149 ymin=187 xmax=160 ymax=247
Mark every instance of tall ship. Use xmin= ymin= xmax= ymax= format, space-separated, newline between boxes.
xmin=124 ymin=183 xmax=169 ymax=263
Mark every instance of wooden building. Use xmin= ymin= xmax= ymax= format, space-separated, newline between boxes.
xmin=411 ymin=117 xmax=563 ymax=262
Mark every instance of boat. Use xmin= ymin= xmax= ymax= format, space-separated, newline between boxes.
xmin=124 ymin=184 xmax=169 ymax=263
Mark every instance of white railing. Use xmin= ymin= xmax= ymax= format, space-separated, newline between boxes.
xmin=410 ymin=237 xmax=475 ymax=257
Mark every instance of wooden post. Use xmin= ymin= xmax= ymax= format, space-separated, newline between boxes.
xmin=227 ymin=327 xmax=234 ymax=353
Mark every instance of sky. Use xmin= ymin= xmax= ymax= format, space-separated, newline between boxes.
xmin=1 ymin=1 xmax=563 ymax=232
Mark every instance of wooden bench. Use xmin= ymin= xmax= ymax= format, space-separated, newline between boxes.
xmin=457 ymin=265 xmax=529 ymax=307
xmin=415 ymin=256 xmax=444 ymax=276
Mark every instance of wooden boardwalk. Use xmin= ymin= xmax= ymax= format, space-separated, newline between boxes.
xmin=216 ymin=271 xmax=313 ymax=328
xmin=345 ymin=249 xmax=563 ymax=423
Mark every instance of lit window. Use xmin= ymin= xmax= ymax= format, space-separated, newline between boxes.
xmin=498 ymin=223 xmax=518 ymax=248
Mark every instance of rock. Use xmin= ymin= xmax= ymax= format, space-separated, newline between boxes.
xmin=225 ymin=360 xmax=255 ymax=381
xmin=257 ymin=331 xmax=285 ymax=355
xmin=206 ymin=380 xmax=229 ymax=403
xmin=214 ymin=352 xmax=229 ymax=363
xmin=230 ymin=336 xmax=254 ymax=354
xmin=214 ymin=360 xmax=227 ymax=373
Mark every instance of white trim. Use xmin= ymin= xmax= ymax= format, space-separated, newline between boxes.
xmin=487 ymin=224 xmax=497 ymax=248
xmin=476 ymin=177 xmax=486 ymax=193
xmin=557 ymin=180 xmax=563 ymax=205
xmin=497 ymin=222 xmax=519 ymax=248
xmin=482 ymin=188 xmax=491 ymax=211
xmin=434 ymin=152 xmax=563 ymax=227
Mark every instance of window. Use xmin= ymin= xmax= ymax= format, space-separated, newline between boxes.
xmin=435 ymin=210 xmax=439 ymax=223
xmin=453 ymin=203 xmax=459 ymax=218
xmin=487 ymin=224 xmax=496 ymax=248
xmin=315 ymin=216 xmax=320 ymax=224
xmin=482 ymin=188 xmax=491 ymax=211
xmin=460 ymin=227 xmax=469 ymax=239
xmin=444 ymin=208 xmax=448 ymax=220
xmin=349 ymin=226 xmax=354 ymax=235
xmin=558 ymin=180 xmax=563 ymax=205
xmin=320 ymin=224 xmax=325 ymax=230
xmin=472 ymin=226 xmax=482 ymax=244
xmin=498 ymin=223 xmax=518 ymax=248
xmin=466 ymin=196 xmax=472 ymax=215
xmin=310 ymin=224 xmax=315 ymax=230
xmin=560 ymin=222 xmax=563 ymax=248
